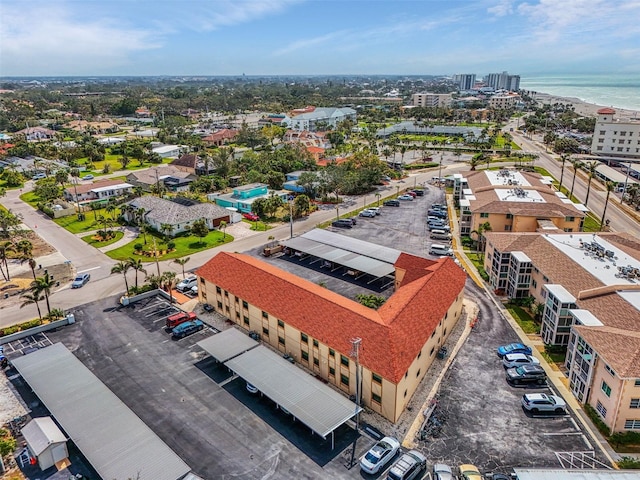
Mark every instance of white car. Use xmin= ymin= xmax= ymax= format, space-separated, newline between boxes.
xmin=522 ymin=393 xmax=567 ymax=414
xmin=433 ymin=463 xmax=454 ymax=480
xmin=176 ymin=276 xmax=197 ymax=292
xmin=359 ymin=209 xmax=376 ymax=218
xmin=360 ymin=436 xmax=400 ymax=474
xmin=502 ymin=353 xmax=541 ymax=369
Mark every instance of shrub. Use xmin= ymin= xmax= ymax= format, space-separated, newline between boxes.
xmin=0 ymin=429 xmax=16 ymax=456
xmin=19 ymin=319 xmax=42 ymax=330
xmin=584 ymin=403 xmax=611 ymax=437
xmin=102 ymin=164 xmax=111 ymax=174
xmin=134 ymin=243 xmax=143 ymax=252
xmin=167 ymin=241 xmax=176 ymax=250
xmin=617 ymin=457 xmax=640 ymax=469
xmin=477 ymin=266 xmax=489 ymax=281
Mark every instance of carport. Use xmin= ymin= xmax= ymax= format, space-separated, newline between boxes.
xmin=224 ymin=345 xmax=361 ymax=449
xmin=514 ymin=469 xmax=636 ymax=479
xmin=282 ymin=229 xmax=399 ymax=287
xmin=196 ymin=328 xmax=258 ymax=362
xmin=11 ymin=343 xmax=191 ymax=480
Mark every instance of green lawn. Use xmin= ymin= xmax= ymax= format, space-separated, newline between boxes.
xmin=78 ymin=155 xmax=173 ymax=176
xmin=506 ymin=303 xmax=540 ymax=334
xmin=54 ymin=208 xmax=116 ymax=234
xmin=244 ymin=220 xmax=272 ymax=231
xmin=583 ymin=213 xmax=602 ymax=232
xmin=81 ymin=230 xmax=124 ymax=247
xmin=106 ymin=230 xmax=233 ymax=262
xmin=20 ymin=191 xmax=40 ymax=207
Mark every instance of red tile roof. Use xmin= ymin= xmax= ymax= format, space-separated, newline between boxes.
xmin=197 ymin=252 xmax=466 ymax=383
xmin=597 ymin=108 xmax=616 ymax=115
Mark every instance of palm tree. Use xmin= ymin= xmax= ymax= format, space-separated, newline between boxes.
xmin=20 ymin=289 xmax=43 ymax=319
xmin=173 ymin=257 xmax=190 ymax=279
xmin=127 ymin=257 xmax=147 ymax=289
xmin=145 ymin=273 xmax=162 ymax=289
xmin=569 ymin=159 xmax=583 ymax=199
xmin=160 ymin=223 xmax=174 ymax=240
xmin=0 ymin=241 xmax=15 ymax=281
xmin=161 ymin=271 xmax=177 ymax=304
xmin=219 ymin=220 xmax=227 ymax=240
xmin=31 ymin=272 xmax=55 ymax=317
xmin=111 ymin=261 xmax=131 ymax=293
xmin=584 ymin=161 xmax=599 ymax=207
xmin=558 ymin=154 xmax=570 ymax=194
xmin=471 ymin=221 xmax=492 ymax=256
xmin=600 ymin=181 xmax=616 ymax=232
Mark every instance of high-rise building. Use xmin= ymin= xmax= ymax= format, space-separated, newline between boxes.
xmin=591 ymin=108 xmax=640 ymax=159
xmin=484 ymin=71 xmax=520 ymax=91
xmin=454 ymin=73 xmax=476 ymax=90
xmin=411 ymin=93 xmax=452 ymax=108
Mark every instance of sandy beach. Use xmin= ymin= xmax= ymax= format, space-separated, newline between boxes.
xmin=532 ymin=92 xmax=640 ymax=119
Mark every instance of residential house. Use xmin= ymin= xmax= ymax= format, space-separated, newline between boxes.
xmin=63 ymin=179 xmax=134 ymax=204
xmin=14 ymin=126 xmax=56 ymax=141
xmin=289 ymin=107 xmax=357 ymax=132
xmin=482 ymin=231 xmax=640 ymax=433
xmin=126 ymin=166 xmax=196 ymax=192
xmin=283 ymin=171 xmax=312 ymax=193
xmin=214 ymin=183 xmax=289 ymax=213
xmin=196 ymin=249 xmax=466 ymax=423
xmin=170 ymin=154 xmax=199 ymax=175
xmin=125 ymin=196 xmax=230 ymax=235
xmin=454 ymin=170 xmax=586 ymax=236
xmin=203 ymin=129 xmax=239 ymax=147
xmin=66 ymin=120 xmax=119 ymax=134
xmin=152 ymin=145 xmax=182 ymax=158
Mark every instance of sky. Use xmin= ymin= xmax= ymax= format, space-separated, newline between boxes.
xmin=1 ymin=0 xmax=640 ymax=77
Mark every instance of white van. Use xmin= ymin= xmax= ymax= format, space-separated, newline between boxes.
xmin=430 ymin=244 xmax=453 ymax=256
xmin=430 ymin=229 xmax=452 ymax=241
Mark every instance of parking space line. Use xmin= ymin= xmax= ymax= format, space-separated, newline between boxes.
xmin=570 ymin=417 xmax=579 ymax=430
xmin=582 ymin=435 xmax=593 ymax=450
xmin=542 ymin=432 xmax=584 ymax=436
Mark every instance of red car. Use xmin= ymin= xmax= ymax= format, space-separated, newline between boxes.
xmin=406 ymin=191 xmax=417 ymax=198
xmin=242 ymin=212 xmax=260 ymax=221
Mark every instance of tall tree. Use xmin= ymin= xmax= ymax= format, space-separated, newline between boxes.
xmin=111 ymin=261 xmax=131 ymax=293
xmin=471 ymin=221 xmax=492 ymax=255
xmin=161 ymin=271 xmax=177 ymax=304
xmin=31 ymin=272 xmax=55 ymax=317
xmin=20 ymin=289 xmax=43 ymax=319
xmin=584 ymin=161 xmax=599 ymax=207
xmin=558 ymin=154 xmax=570 ymax=193
xmin=173 ymin=257 xmax=190 ymax=279
xmin=569 ymin=159 xmax=583 ymax=199
xmin=600 ymin=181 xmax=616 ymax=232
xmin=127 ymin=258 xmax=147 ymax=289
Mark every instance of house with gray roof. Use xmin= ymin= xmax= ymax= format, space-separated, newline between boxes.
xmin=375 ymin=121 xmax=483 ymax=139
xmin=126 ymin=196 xmax=230 ymax=235
xmin=126 ymin=166 xmax=196 ymax=192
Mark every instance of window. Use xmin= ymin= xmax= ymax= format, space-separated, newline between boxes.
xmin=313 ymin=357 xmax=319 ymax=367
xmin=596 ymin=400 xmax=607 ymax=418
xmin=217 ymin=301 xmax=223 ymax=309
xmin=565 ymin=216 xmax=575 ymax=222
xmin=598 ymin=138 xmax=605 ymax=143
xmin=262 ymin=327 xmax=269 ymax=336
xmin=313 ymin=339 xmax=319 ymax=348
xmin=329 ymin=348 xmax=335 ymax=357
xmin=243 ymin=316 xmax=249 ymax=326
xmin=278 ymin=336 xmax=285 ymax=346
xmin=416 ymin=369 xmax=421 ymax=377
xmin=199 ymin=277 xmax=205 ymax=285
xmin=224 ymin=291 xmax=228 ymax=297
xmin=504 ymin=225 xmax=512 ymax=231
xmin=225 ymin=306 xmax=230 ymax=313
xmin=301 ymin=350 xmax=309 ymax=361
xmin=480 ymin=212 xmax=489 ymax=218
xmin=341 ymin=355 xmax=349 ymax=367
xmin=216 ymin=286 xmax=221 ymax=294
xmin=301 ymin=333 xmax=308 ymax=343
xmin=635 ymin=379 xmax=640 ymax=387
xmin=601 ymin=381 xmax=612 ymax=397
xmin=261 ymin=311 xmax=268 ymax=319
xmin=625 ymin=420 xmax=640 ymax=430
xmin=506 ymin=213 xmax=513 ymax=219
xmin=599 ymin=130 xmax=606 ymax=135
xmin=277 ymin=319 xmax=284 ymax=328
xmin=372 ymin=393 xmax=382 ymax=404
xmin=372 ymin=373 xmax=382 ymax=384
xmin=417 ymin=350 xmax=422 ymax=359
xmin=242 ymin=300 xmax=248 ymax=309
xmin=235 ymin=312 xmax=240 ymax=319
xmin=404 ymin=389 xmax=408 ymax=398
xmin=329 ymin=367 xmax=335 ymax=376
xmin=630 ymin=399 xmax=640 ymax=409
xmin=605 ymin=364 xmax=616 ymax=377
xmin=430 ymin=346 xmax=435 ymax=356
xmin=340 ymin=374 xmax=349 ymax=386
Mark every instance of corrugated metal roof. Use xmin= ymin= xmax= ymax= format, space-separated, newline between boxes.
xmin=302 ymin=229 xmax=401 ymax=264
xmin=197 ymin=328 xmax=258 ymax=362
xmin=12 ymin=343 xmax=191 ymax=480
xmin=21 ymin=417 xmax=66 ymax=456
xmin=514 ymin=469 xmax=636 ymax=480
xmin=225 ymin=346 xmax=360 ymax=438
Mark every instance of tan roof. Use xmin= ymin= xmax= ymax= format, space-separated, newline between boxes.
xmin=573 ymin=325 xmax=640 ymax=377
xmin=65 ymin=178 xmax=125 ymax=195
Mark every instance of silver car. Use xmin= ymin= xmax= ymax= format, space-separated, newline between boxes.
xmin=502 ymin=353 xmax=541 ymax=369
xmin=522 ymin=393 xmax=567 ymax=413
xmin=433 ymin=463 xmax=454 ymax=480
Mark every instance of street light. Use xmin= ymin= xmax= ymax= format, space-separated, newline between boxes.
xmin=375 ymin=193 xmax=381 ymax=207
xmin=438 ymin=153 xmax=444 ymax=190
xmin=363 ymin=195 xmax=367 ymax=210
xmin=289 ymin=199 xmax=294 ymax=239
xmin=335 ymin=205 xmax=340 ymax=221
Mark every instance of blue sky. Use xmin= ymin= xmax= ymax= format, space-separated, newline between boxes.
xmin=1 ymin=0 xmax=639 ymax=77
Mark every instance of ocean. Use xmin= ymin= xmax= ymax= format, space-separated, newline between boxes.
xmin=520 ymin=74 xmax=640 ymax=112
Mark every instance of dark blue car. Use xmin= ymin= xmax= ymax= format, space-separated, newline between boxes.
xmin=497 ymin=343 xmax=532 ymax=358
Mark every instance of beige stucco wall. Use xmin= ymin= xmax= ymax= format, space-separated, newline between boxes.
xmin=471 ymin=212 xmax=582 ymax=235
xmin=588 ymin=360 xmax=624 ymax=431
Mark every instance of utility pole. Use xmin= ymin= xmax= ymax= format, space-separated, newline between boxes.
xmin=351 ymin=337 xmax=362 ymax=430
xmin=621 ymin=160 xmax=632 ymax=205
xmin=153 ymin=237 xmax=161 ymax=276
xmin=289 ymin=199 xmax=294 ymax=239
xmin=438 ymin=153 xmax=444 ymax=189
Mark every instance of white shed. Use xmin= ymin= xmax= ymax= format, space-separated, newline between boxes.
xmin=21 ymin=417 xmax=69 ymax=471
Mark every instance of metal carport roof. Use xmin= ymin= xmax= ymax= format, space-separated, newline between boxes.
xmin=301 ymin=229 xmax=401 ymax=264
xmin=224 ymin=346 xmax=360 ymax=439
xmin=11 ymin=343 xmax=191 ymax=480
xmin=283 ymin=236 xmax=396 ymax=277
xmin=196 ymin=328 xmax=258 ymax=362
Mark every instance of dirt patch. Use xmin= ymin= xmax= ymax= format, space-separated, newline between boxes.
xmin=8 ymin=232 xmax=57 ymax=258
xmin=0 ymin=263 xmax=75 ymax=310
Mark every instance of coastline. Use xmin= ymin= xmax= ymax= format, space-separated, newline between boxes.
xmin=531 ymin=91 xmax=640 ymax=119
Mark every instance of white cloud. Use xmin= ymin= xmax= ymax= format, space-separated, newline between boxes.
xmin=273 ymin=31 xmax=350 ymax=56
xmin=0 ymin=2 xmax=161 ymax=75
xmin=487 ymin=0 xmax=515 ymax=17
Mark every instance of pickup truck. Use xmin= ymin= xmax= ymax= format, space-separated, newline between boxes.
xmin=166 ymin=311 xmax=197 ymax=329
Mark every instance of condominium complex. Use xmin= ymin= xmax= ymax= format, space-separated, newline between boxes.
xmin=483 ymin=231 xmax=640 ymax=433
xmin=196 ymin=249 xmax=466 ymax=423
xmin=288 ymin=107 xmax=357 ymax=132
xmin=488 ymin=94 xmax=520 ymax=109
xmin=453 ymin=73 xmax=476 ymax=90
xmin=484 ymin=71 xmax=521 ymax=91
xmin=591 ymin=108 xmax=640 ymax=160
xmin=454 ymin=169 xmax=586 ymax=237
xmin=410 ymin=93 xmax=453 ymax=108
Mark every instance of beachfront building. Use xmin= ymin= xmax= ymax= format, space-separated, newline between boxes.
xmin=454 ymin=169 xmax=586 ymax=237
xmin=196 ymin=245 xmax=467 ymax=423
xmin=411 ymin=93 xmax=452 ymax=108
xmin=484 ymin=71 xmax=521 ymax=91
xmin=453 ymin=74 xmax=476 ymax=90
xmin=482 ymin=231 xmax=640 ymax=433
xmin=488 ymin=94 xmax=520 ymax=109
xmin=591 ymin=108 xmax=640 ymax=160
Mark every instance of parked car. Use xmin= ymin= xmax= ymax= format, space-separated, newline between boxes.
xmin=82 ymin=174 xmax=94 ymax=180
xmin=428 ymin=224 xmax=451 ymax=232
xmin=176 ymin=276 xmax=198 ymax=292
xmin=398 ymin=194 xmax=414 ymax=201
xmin=522 ymin=393 xmax=567 ymax=413
xmin=383 ymin=199 xmax=400 ymax=207
xmin=242 ymin=212 xmax=260 ymax=221
xmin=406 ymin=191 xmax=417 ymax=198
xmin=430 ymin=244 xmax=454 ymax=256
xmin=359 ymin=436 xmax=400 ymax=474
xmin=359 ymin=209 xmax=376 ymax=218
xmin=246 ymin=382 xmax=259 ymax=394
xmin=502 ymin=353 xmax=540 ymax=369
xmin=368 ymin=207 xmax=381 ymax=215
xmin=71 ymin=273 xmax=90 ymax=288
xmin=166 ymin=311 xmax=198 ymax=329
xmin=506 ymin=364 xmax=547 ymax=385
xmin=412 ymin=189 xmax=425 ymax=196
xmin=428 ymin=209 xmax=448 ymax=218
xmin=172 ymin=319 xmax=205 ymax=339
xmin=459 ymin=464 xmax=483 ymax=480
xmin=332 ymin=219 xmax=353 ymax=228
xmin=497 ymin=343 xmax=533 ymax=358
xmin=32 ymin=173 xmax=46 ymax=180
xmin=433 ymin=463 xmax=454 ymax=480
xmin=431 ymin=203 xmax=446 ymax=210
xmin=387 ymin=450 xmax=427 ymax=480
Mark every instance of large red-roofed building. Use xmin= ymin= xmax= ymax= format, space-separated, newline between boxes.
xmin=196 ymin=250 xmax=466 ymax=422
